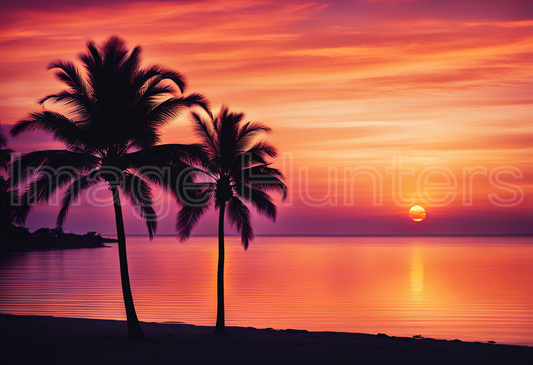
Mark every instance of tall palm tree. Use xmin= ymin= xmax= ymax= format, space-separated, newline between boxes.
xmin=10 ymin=36 xmax=209 ymax=338
xmin=177 ymin=106 xmax=286 ymax=333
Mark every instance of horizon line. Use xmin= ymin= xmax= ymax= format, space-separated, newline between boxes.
xmin=102 ymin=233 xmax=533 ymax=238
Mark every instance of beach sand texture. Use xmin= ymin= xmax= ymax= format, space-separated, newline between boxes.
xmin=1 ymin=314 xmax=531 ymax=365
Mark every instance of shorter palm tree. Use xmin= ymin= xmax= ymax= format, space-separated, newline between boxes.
xmin=177 ymin=106 xmax=286 ymax=333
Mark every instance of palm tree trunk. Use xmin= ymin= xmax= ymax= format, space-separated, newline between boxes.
xmin=111 ymin=183 xmax=146 ymax=338
xmin=214 ymin=202 xmax=225 ymax=333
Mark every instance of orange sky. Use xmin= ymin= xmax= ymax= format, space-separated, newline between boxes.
xmin=1 ymin=0 xmax=532 ymax=235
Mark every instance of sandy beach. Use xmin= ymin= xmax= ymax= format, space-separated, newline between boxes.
xmin=1 ymin=314 xmax=531 ymax=365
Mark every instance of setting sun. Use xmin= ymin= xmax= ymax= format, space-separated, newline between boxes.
xmin=409 ymin=206 xmax=426 ymax=222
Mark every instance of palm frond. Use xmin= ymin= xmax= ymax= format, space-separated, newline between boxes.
xmin=138 ymin=97 xmax=194 ymax=137
xmin=56 ymin=171 xmax=101 ymax=229
xmin=234 ymin=185 xmax=277 ymax=221
xmin=239 ymin=164 xmax=287 ymax=200
xmin=180 ymin=92 xmax=211 ymax=117
xmin=0 ymin=128 xmax=8 ymax=149
xmin=10 ymin=150 xmax=99 ymax=186
xmin=39 ymin=90 xmax=94 ymax=117
xmin=176 ymin=184 xmax=214 ymax=241
xmin=134 ymin=84 xmax=175 ymax=113
xmin=0 ymin=127 xmax=11 ymax=171
xmin=0 ymin=126 xmax=13 ymax=171
xmin=79 ymin=40 xmax=102 ymax=91
xmin=11 ymin=112 xmax=90 ymax=151
xmin=0 ymin=148 xmax=12 ymax=172
xmin=236 ymin=121 xmax=271 ymax=151
xmin=120 ymin=45 xmax=142 ymax=84
xmin=232 ymin=141 xmax=278 ymax=173
xmin=226 ymin=196 xmax=253 ymax=249
xmin=244 ymin=140 xmax=278 ymax=159
xmin=218 ymin=106 xmax=243 ymax=171
xmin=135 ymin=65 xmax=186 ymax=93
xmin=122 ymin=143 xmax=208 ymax=170
xmin=121 ymin=173 xmax=157 ymax=238
xmin=242 ymin=164 xmax=285 ymax=179
xmin=15 ymin=167 xmax=78 ymax=225
xmin=47 ymin=60 xmax=90 ymax=97
xmin=102 ymin=36 xmax=129 ymax=77
xmin=191 ymin=111 xmax=218 ymax=157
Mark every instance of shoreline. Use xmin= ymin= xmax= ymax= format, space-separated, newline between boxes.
xmin=1 ymin=314 xmax=531 ymax=364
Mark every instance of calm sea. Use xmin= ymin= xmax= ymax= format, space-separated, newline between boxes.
xmin=1 ymin=236 xmax=532 ymax=345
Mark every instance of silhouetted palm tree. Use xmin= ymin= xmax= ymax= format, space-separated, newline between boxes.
xmin=10 ymin=36 xmax=209 ymax=338
xmin=177 ymin=106 xmax=286 ymax=333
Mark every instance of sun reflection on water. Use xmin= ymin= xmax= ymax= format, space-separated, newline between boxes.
xmin=409 ymin=245 xmax=424 ymax=301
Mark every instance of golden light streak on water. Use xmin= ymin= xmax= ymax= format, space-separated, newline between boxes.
xmin=409 ymin=246 xmax=424 ymax=301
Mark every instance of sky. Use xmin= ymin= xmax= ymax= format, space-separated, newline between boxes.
xmin=0 ymin=0 xmax=532 ymax=236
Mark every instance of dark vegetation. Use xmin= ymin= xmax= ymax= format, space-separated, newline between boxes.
xmin=2 ymin=36 xmax=285 ymax=337
xmin=1 ymin=227 xmax=116 ymax=252
xmin=2 ymin=127 xmax=115 ymax=252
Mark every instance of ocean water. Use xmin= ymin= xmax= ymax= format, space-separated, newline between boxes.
xmin=1 ymin=236 xmax=532 ymax=345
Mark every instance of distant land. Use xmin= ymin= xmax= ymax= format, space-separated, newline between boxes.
xmin=1 ymin=227 xmax=117 ymax=253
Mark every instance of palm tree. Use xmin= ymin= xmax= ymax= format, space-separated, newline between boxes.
xmin=10 ymin=36 xmax=209 ymax=338
xmin=176 ymin=106 xmax=286 ymax=333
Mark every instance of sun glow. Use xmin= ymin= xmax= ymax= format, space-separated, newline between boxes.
xmin=409 ymin=206 xmax=426 ymax=222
